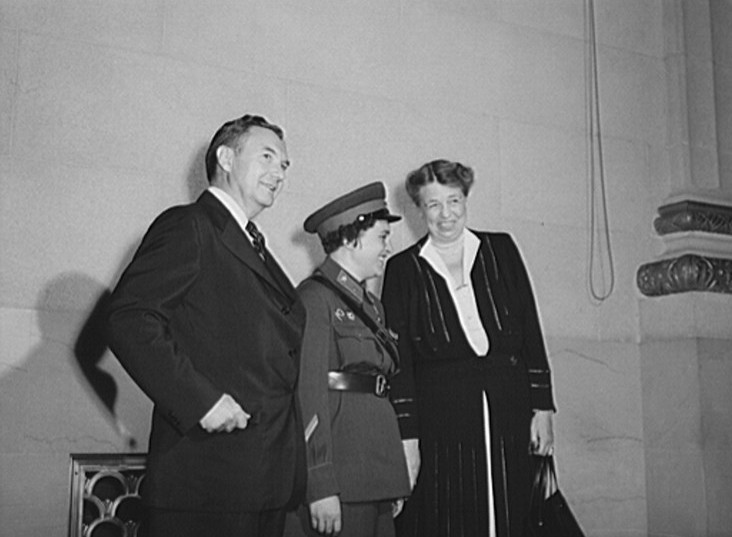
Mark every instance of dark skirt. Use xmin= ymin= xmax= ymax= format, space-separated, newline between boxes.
xmin=395 ymin=354 xmax=532 ymax=537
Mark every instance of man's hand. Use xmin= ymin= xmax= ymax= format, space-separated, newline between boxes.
xmin=530 ymin=410 xmax=554 ymax=455
xmin=199 ymin=394 xmax=250 ymax=433
xmin=310 ymin=495 xmax=341 ymax=535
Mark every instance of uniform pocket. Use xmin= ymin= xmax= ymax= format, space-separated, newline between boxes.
xmin=332 ymin=322 xmax=383 ymax=369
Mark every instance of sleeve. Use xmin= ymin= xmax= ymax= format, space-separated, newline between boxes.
xmin=106 ymin=207 xmax=221 ymax=434
xmin=297 ymin=283 xmax=340 ymax=503
xmin=382 ymin=255 xmax=420 ymax=440
xmin=504 ymin=235 xmax=556 ymax=412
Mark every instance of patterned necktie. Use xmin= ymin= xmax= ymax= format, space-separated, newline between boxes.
xmin=246 ymin=221 xmax=266 ymax=261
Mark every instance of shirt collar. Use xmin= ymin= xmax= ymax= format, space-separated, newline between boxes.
xmin=207 ymin=186 xmax=251 ymax=236
xmin=420 ymin=228 xmax=481 ymax=284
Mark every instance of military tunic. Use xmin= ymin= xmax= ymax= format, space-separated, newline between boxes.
xmin=296 ymin=257 xmax=410 ymax=504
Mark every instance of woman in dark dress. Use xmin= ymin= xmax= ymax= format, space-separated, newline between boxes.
xmin=382 ymin=159 xmax=555 ymax=537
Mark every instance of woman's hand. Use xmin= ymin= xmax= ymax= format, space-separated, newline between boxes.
xmin=530 ymin=410 xmax=554 ymax=456
xmin=309 ymin=495 xmax=341 ymax=535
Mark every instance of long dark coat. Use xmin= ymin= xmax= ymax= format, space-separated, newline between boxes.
xmin=382 ymin=230 xmax=555 ymax=537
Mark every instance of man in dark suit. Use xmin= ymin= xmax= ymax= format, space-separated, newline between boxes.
xmin=107 ymin=114 xmax=305 ymax=537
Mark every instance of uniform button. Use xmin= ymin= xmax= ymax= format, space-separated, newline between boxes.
xmin=281 ymin=306 xmax=291 ymax=315
xmin=509 ymin=356 xmax=518 ymax=366
xmin=289 ymin=348 xmax=297 ymax=358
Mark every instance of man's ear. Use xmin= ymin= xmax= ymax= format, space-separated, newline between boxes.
xmin=216 ymin=145 xmax=234 ymax=174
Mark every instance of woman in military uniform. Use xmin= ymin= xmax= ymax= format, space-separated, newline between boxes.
xmin=287 ymin=182 xmax=413 ymax=537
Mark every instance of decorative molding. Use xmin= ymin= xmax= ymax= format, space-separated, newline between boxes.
xmin=654 ymin=200 xmax=732 ymax=235
xmin=637 ymin=254 xmax=732 ymax=296
xmin=658 ymin=231 xmax=732 ymax=258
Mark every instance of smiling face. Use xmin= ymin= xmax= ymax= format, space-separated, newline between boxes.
xmin=348 ymin=219 xmax=393 ymax=282
xmin=418 ymin=181 xmax=468 ymax=244
xmin=216 ymin=126 xmax=290 ymax=219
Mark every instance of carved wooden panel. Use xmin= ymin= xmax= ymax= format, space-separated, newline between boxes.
xmin=68 ymin=453 xmax=146 ymax=537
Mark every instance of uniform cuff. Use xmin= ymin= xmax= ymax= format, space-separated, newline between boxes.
xmin=307 ymin=463 xmax=340 ymax=503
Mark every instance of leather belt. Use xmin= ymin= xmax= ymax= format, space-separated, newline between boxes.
xmin=328 ymin=371 xmax=390 ymax=398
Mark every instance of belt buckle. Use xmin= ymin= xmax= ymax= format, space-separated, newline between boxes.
xmin=374 ymin=374 xmax=389 ymax=398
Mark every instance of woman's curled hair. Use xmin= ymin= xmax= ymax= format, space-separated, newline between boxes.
xmin=405 ymin=159 xmax=474 ymax=206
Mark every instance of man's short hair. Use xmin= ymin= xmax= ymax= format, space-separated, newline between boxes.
xmin=205 ymin=115 xmax=284 ymax=183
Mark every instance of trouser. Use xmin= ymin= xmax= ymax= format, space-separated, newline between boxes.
xmin=145 ymin=506 xmax=287 ymax=537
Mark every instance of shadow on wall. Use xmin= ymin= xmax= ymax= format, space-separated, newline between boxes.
xmin=74 ymin=286 xmax=138 ymax=450
xmin=0 ymin=144 xmax=209 ymax=475
xmin=67 ymin=143 xmax=210 ymax=450
xmin=0 ymin=272 xmax=143 ymax=458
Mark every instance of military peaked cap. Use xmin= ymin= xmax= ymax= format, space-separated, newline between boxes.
xmin=304 ymin=182 xmax=401 ymax=239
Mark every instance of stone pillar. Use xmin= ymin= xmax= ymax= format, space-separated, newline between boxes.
xmin=637 ymin=2 xmax=732 ymax=535
xmin=639 ymin=294 xmax=732 ymax=537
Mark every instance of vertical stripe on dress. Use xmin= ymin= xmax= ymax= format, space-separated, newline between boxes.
xmin=471 ymin=447 xmax=480 ymax=532
xmin=483 ymin=391 xmax=497 ymax=537
xmin=500 ymin=437 xmax=511 ymax=536
xmin=409 ymin=254 xmax=438 ymax=338
xmin=424 ymin=268 xmax=450 ymax=343
xmin=478 ymin=250 xmax=503 ymax=331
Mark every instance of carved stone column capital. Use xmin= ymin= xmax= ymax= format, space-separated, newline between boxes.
xmin=638 ymin=199 xmax=732 ymax=296
xmin=637 ymin=254 xmax=732 ymax=296
xmin=654 ymin=200 xmax=732 ymax=235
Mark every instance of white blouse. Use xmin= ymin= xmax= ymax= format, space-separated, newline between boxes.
xmin=419 ymin=229 xmax=490 ymax=356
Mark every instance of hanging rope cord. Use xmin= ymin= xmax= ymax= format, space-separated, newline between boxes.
xmin=585 ymin=0 xmax=615 ymax=302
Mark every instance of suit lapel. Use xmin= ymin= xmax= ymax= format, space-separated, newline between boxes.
xmin=221 ymin=220 xmax=297 ymax=303
xmin=264 ymin=254 xmax=298 ymax=303
xmin=199 ymin=191 xmax=297 ymax=306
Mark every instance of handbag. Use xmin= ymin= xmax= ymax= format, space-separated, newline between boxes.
xmin=525 ymin=455 xmax=585 ymax=537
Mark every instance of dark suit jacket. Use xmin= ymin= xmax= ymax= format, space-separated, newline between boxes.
xmin=107 ymin=191 xmax=305 ymax=512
